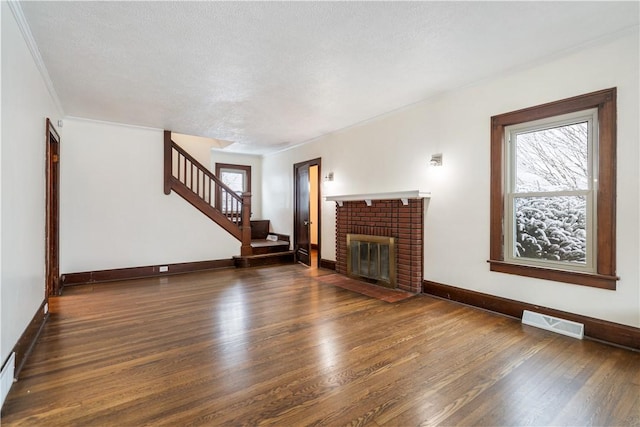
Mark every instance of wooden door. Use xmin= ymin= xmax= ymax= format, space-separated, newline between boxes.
xmin=46 ymin=118 xmax=61 ymax=296
xmin=294 ymin=162 xmax=311 ymax=265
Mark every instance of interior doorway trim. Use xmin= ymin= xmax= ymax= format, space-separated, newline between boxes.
xmin=293 ymin=158 xmax=321 ymax=267
xmin=45 ymin=118 xmax=61 ymax=296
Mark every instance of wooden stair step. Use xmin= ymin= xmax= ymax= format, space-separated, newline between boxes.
xmin=250 ymin=239 xmax=290 ymax=255
xmin=233 ymin=251 xmax=295 ymax=268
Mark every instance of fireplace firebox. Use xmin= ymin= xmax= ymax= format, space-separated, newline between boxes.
xmin=347 ymin=234 xmax=396 ymax=288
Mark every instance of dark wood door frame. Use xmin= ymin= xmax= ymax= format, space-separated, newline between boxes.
xmin=295 ymin=163 xmax=311 ymax=265
xmin=294 ymin=158 xmax=321 ymax=267
xmin=46 ymin=118 xmax=61 ymax=296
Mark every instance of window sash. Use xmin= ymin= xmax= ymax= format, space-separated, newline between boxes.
xmin=503 ymin=110 xmax=598 ymax=274
xmin=505 ymin=192 xmax=595 ymax=272
xmin=506 ymin=109 xmax=597 ymax=193
xmin=220 ymin=169 xmax=247 ymax=193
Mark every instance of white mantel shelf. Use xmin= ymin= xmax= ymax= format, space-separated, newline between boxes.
xmin=325 ymin=190 xmax=431 ymax=207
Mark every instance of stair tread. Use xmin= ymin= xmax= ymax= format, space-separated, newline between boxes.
xmin=234 ymin=250 xmax=294 ymax=259
xmin=250 ymin=239 xmax=290 ymax=248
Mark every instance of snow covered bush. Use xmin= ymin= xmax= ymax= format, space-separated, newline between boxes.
xmin=514 ymin=196 xmax=587 ymax=263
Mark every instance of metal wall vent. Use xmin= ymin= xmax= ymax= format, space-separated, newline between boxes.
xmin=1 ymin=352 xmax=16 ymax=408
xmin=522 ymin=310 xmax=584 ymax=339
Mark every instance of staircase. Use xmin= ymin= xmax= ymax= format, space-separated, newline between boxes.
xmin=163 ymin=131 xmax=293 ymax=266
xmin=234 ymin=219 xmax=293 ymax=268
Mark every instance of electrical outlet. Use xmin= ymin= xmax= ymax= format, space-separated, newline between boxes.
xmin=44 ymin=303 xmax=48 ymax=314
xmin=159 ymin=266 xmax=169 ymax=273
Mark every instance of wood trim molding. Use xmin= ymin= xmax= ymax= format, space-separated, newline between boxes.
xmin=488 ymin=260 xmax=618 ymax=290
xmin=293 ymin=158 xmax=322 ymax=268
xmin=163 ymin=130 xmax=172 ymax=195
xmin=46 ymin=118 xmax=61 ymax=296
xmin=214 ymin=163 xmax=251 ymax=191
xmin=423 ymin=280 xmax=639 ymax=350
xmin=214 ymin=162 xmax=251 ymax=212
xmin=61 ymin=259 xmax=235 ymax=287
xmin=320 ymin=259 xmax=337 ymax=270
xmin=9 ymin=300 xmax=49 ymax=379
xmin=490 ymin=88 xmax=617 ymax=289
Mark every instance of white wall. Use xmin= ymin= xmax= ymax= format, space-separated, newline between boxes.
xmin=1 ymin=3 xmax=62 ymax=363
xmin=60 ymin=118 xmax=241 ymax=273
xmin=171 ymin=133 xmax=220 ymax=168
xmin=210 ymin=150 xmax=262 ymax=220
xmin=262 ymin=30 xmax=640 ymax=328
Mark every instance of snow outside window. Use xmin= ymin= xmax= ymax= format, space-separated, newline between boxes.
xmin=219 ymin=168 xmax=246 ymax=213
xmin=504 ymin=110 xmax=597 ymax=273
xmin=489 ymin=88 xmax=617 ymax=289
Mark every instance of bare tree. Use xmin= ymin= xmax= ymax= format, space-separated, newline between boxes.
xmin=512 ymin=121 xmax=589 ymax=263
xmin=516 ymin=122 xmax=588 ymax=191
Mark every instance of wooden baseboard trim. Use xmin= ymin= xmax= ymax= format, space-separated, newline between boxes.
xmin=61 ymin=259 xmax=235 ymax=287
xmin=9 ymin=300 xmax=49 ymax=379
xmin=320 ymin=259 xmax=336 ymax=270
xmin=423 ymin=280 xmax=639 ymax=351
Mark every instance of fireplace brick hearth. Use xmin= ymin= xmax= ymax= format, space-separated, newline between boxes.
xmin=335 ymin=199 xmax=424 ymax=293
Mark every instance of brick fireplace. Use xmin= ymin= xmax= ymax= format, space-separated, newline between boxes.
xmin=331 ymin=195 xmax=425 ymax=293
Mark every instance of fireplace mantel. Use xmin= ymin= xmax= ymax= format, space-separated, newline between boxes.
xmin=325 ymin=190 xmax=430 ymax=206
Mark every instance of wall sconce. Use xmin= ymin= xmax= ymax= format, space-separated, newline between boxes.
xmin=430 ymin=153 xmax=443 ymax=167
xmin=324 ymin=171 xmax=334 ymax=182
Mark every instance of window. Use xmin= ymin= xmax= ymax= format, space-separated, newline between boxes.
xmin=489 ymin=88 xmax=617 ymax=290
xmin=215 ymin=163 xmax=251 ymax=213
xmin=506 ymin=110 xmax=596 ymax=271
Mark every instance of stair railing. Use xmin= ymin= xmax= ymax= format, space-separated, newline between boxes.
xmin=163 ymin=131 xmax=252 ymax=255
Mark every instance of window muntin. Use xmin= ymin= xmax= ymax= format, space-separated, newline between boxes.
xmin=504 ymin=110 xmax=597 ymax=272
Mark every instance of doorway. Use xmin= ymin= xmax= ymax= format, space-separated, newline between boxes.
xmin=293 ymin=158 xmax=321 ymax=268
xmin=45 ymin=118 xmax=61 ymax=296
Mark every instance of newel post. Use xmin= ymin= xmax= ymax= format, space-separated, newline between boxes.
xmin=163 ymin=130 xmax=172 ymax=195
xmin=240 ymin=193 xmax=252 ymax=256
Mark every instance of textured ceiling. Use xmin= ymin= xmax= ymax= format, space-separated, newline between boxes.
xmin=19 ymin=1 xmax=639 ymax=154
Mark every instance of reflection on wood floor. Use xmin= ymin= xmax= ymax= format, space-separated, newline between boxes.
xmin=2 ymin=264 xmax=638 ymax=426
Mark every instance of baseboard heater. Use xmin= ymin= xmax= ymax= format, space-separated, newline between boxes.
xmin=1 ymin=352 xmax=16 ymax=408
xmin=522 ymin=310 xmax=584 ymax=339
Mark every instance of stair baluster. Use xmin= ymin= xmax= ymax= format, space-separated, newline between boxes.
xmin=163 ymin=130 xmax=251 ymax=252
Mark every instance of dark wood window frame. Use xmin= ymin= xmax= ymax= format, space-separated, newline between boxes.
xmin=215 ymin=163 xmax=251 ymax=214
xmin=489 ymin=88 xmax=618 ymax=290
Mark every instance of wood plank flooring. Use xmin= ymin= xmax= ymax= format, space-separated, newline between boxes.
xmin=2 ymin=264 xmax=638 ymax=426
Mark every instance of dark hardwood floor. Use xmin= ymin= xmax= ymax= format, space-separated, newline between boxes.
xmin=2 ymin=264 xmax=638 ymax=426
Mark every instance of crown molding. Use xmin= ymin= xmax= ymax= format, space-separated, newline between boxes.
xmin=64 ymin=116 xmax=163 ymax=132
xmin=7 ymin=0 xmax=65 ymax=115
